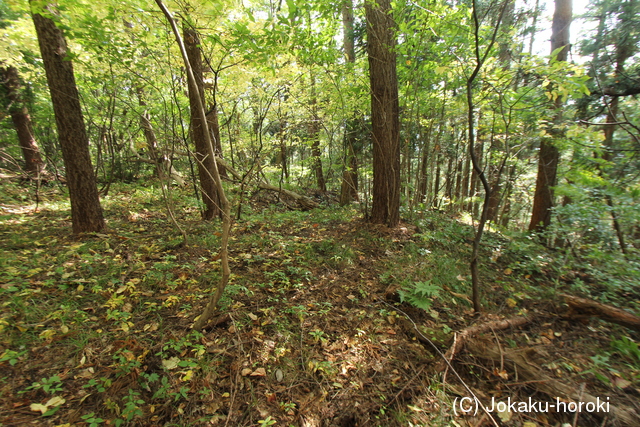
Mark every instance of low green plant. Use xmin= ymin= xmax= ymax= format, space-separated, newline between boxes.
xmin=258 ymin=415 xmax=277 ymax=426
xmin=0 ymin=349 xmax=26 ymax=366
xmin=399 ymin=281 xmax=441 ymax=311
xmin=610 ymin=336 xmax=640 ymax=368
xmin=20 ymin=375 xmax=63 ymax=395
xmin=83 ymin=377 xmax=112 ymax=393
xmin=81 ymin=412 xmax=106 ymax=427
xmin=116 ymin=390 xmax=144 ymax=426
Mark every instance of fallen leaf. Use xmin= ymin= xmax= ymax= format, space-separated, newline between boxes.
xmin=162 ymin=357 xmax=180 ymax=370
xmin=613 ymin=377 xmax=632 ymax=389
xmin=181 ymin=370 xmax=194 ymax=382
xmin=241 ymin=368 xmax=252 ymax=376
xmin=250 ymin=367 xmax=266 ymax=377
xmin=497 ymin=406 xmax=512 ymax=422
xmin=30 ymin=403 xmax=49 ymax=414
xmin=45 ymin=396 xmax=65 ymax=407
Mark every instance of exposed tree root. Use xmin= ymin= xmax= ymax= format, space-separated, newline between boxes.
xmin=561 ymin=293 xmax=640 ymax=332
xmin=467 ymin=341 xmax=640 ymax=427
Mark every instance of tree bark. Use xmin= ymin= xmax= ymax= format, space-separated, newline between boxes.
xmin=528 ymin=0 xmax=572 ymax=233
xmin=31 ymin=2 xmax=104 ymax=233
xmin=562 ymin=294 xmax=640 ymax=332
xmin=308 ymin=70 xmax=326 ymax=192
xmin=155 ymin=0 xmax=231 ymax=331
xmin=339 ymin=0 xmax=360 ymax=205
xmin=366 ymin=0 xmax=400 ymax=227
xmin=1 ymin=65 xmax=46 ymax=176
xmin=184 ymin=25 xmax=221 ymax=220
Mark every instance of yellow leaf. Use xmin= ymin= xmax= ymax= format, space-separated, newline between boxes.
xmin=30 ymin=403 xmax=49 ymax=414
xmin=39 ymin=329 xmax=56 ymax=340
xmin=76 ymin=284 xmax=84 ymax=292
xmin=181 ymin=370 xmax=194 ymax=381
xmin=45 ymin=396 xmax=65 ymax=407
xmin=503 ymin=268 xmax=512 ymax=275
xmin=506 ymin=298 xmax=517 ymax=308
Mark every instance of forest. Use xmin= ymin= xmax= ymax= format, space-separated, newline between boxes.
xmin=1 ymin=0 xmax=640 ymax=425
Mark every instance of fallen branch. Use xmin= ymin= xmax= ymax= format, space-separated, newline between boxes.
xmin=215 ymin=156 xmax=319 ymax=210
xmin=467 ymin=341 xmax=639 ymax=427
xmin=561 ymin=293 xmax=640 ymax=333
xmin=436 ymin=316 xmax=530 ymax=372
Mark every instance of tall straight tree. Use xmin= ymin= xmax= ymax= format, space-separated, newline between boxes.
xmin=366 ymin=0 xmax=400 ymax=227
xmin=0 ymin=64 xmax=46 ymax=175
xmin=339 ymin=0 xmax=359 ymax=205
xmin=184 ymin=25 xmax=221 ymax=220
xmin=30 ymin=1 xmax=104 ymax=233
xmin=528 ymin=0 xmax=572 ymax=233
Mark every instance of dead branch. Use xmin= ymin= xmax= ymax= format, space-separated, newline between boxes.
xmin=215 ymin=156 xmax=319 ymax=210
xmin=561 ymin=294 xmax=640 ymax=333
xmin=436 ymin=316 xmax=531 ymax=372
xmin=467 ymin=341 xmax=639 ymax=427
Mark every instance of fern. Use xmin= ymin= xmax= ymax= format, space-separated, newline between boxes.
xmin=399 ymin=281 xmax=441 ymax=311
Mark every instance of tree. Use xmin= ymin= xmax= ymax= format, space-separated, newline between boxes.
xmin=339 ymin=0 xmax=360 ymax=205
xmin=0 ymin=64 xmax=45 ymax=176
xmin=528 ymin=0 xmax=572 ymax=233
xmin=366 ymin=0 xmax=400 ymax=227
xmin=184 ymin=25 xmax=221 ymax=220
xmin=30 ymin=1 xmax=104 ymax=233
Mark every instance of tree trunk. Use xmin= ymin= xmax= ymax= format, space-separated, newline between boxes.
xmin=366 ymin=0 xmax=400 ymax=227
xmin=1 ymin=65 xmax=46 ymax=176
xmin=528 ymin=0 xmax=572 ymax=233
xmin=309 ymin=70 xmax=326 ymax=192
xmin=184 ymin=26 xmax=221 ymax=220
xmin=339 ymin=0 xmax=361 ymax=205
xmin=31 ymin=3 xmax=104 ymax=233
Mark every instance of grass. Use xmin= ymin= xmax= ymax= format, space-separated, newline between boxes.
xmin=1 ymin=177 xmax=639 ymax=426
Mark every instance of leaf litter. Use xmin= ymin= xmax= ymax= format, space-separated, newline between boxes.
xmin=0 ymin=181 xmax=639 ymax=426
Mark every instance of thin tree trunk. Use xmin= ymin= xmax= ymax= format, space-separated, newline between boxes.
xmin=468 ymin=0 xmax=509 ymax=312
xmin=156 ymin=1 xmax=231 ymax=331
xmin=1 ymin=65 xmax=46 ymax=176
xmin=339 ymin=0 xmax=360 ymax=205
xmin=309 ymin=70 xmax=326 ymax=192
xmin=31 ymin=2 xmax=104 ymax=233
xmin=184 ymin=25 xmax=221 ymax=220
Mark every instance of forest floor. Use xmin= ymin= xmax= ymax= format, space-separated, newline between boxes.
xmin=1 ymin=179 xmax=640 ymax=427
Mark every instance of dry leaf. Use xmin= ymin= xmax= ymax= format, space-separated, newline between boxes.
xmin=250 ymin=367 xmax=266 ymax=377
